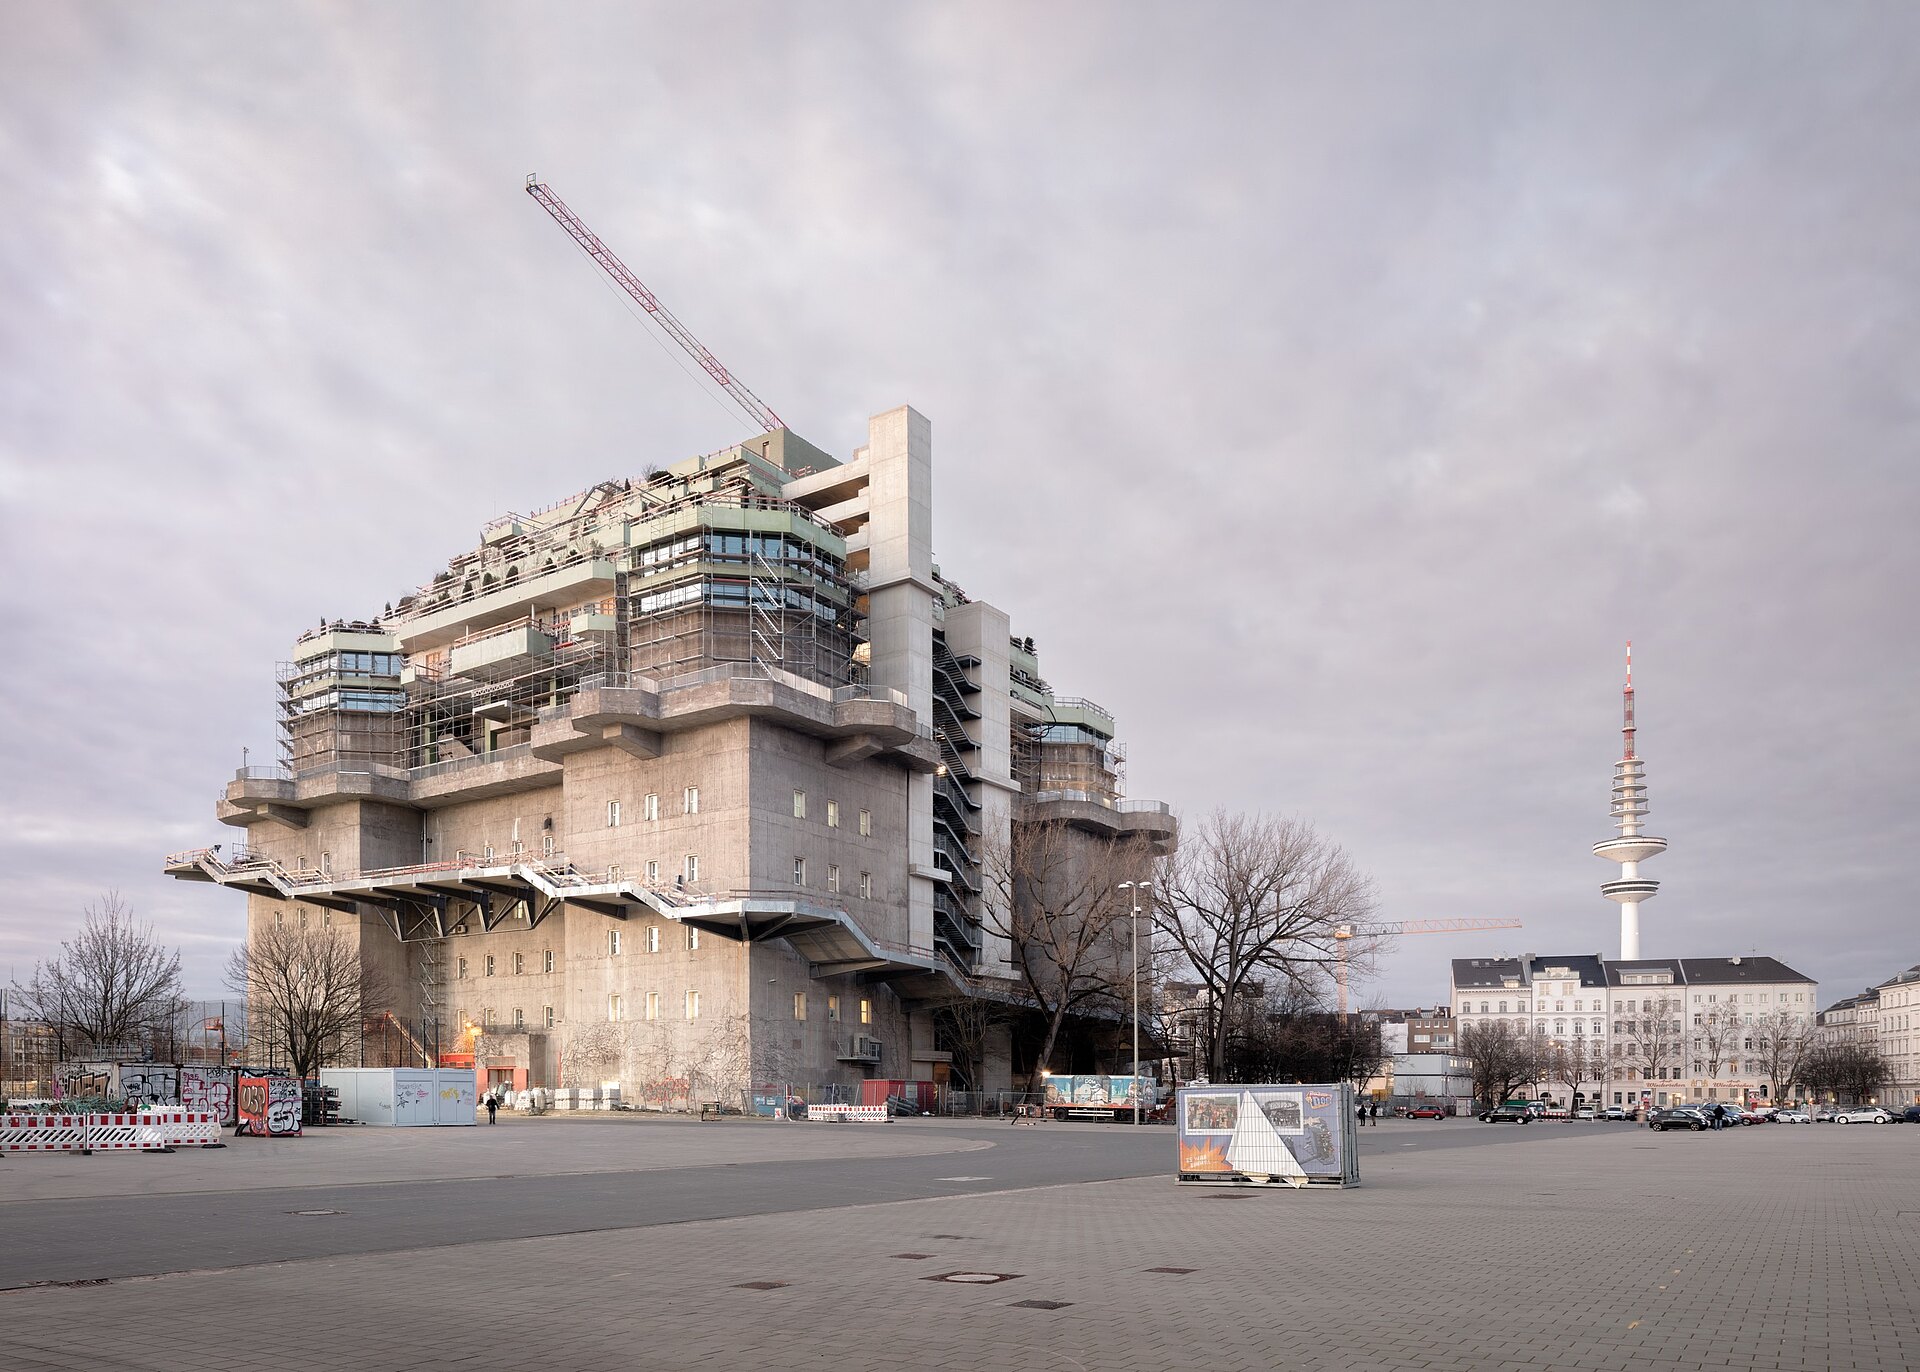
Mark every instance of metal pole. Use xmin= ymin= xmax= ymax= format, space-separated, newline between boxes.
xmin=1131 ymin=893 xmax=1140 ymax=1125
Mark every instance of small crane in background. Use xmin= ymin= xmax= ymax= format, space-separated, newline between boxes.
xmin=1334 ymin=918 xmax=1524 ymax=1019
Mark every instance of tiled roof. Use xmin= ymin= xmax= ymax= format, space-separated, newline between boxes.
xmin=1678 ymin=956 xmax=1814 ymax=985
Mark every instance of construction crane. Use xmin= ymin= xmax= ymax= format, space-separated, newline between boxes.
xmin=1333 ymin=918 xmax=1524 ymax=1020
xmin=524 ymin=174 xmax=786 ymax=436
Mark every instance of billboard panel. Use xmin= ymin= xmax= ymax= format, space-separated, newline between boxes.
xmin=1042 ymin=1075 xmax=1151 ymax=1113
xmin=1176 ymin=1083 xmax=1358 ymax=1187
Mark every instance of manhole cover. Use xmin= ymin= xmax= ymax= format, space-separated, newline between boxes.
xmin=288 ymin=1210 xmax=346 ymax=1217
xmin=1010 ymin=1299 xmax=1072 ymax=1309
xmin=929 ymin=1234 xmax=972 ymax=1240
xmin=735 ymin=1281 xmax=789 ymax=1290
xmin=1203 ymin=1192 xmax=1252 ymax=1200
xmin=926 ymin=1271 xmax=1021 ymax=1284
xmin=1146 ymin=1267 xmax=1196 ymax=1275
xmin=891 ymin=1253 xmax=934 ymax=1260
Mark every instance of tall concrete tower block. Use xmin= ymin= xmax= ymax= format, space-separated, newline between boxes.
xmin=1593 ymin=643 xmax=1667 ymax=959
xmin=863 ymin=405 xmax=938 ymax=954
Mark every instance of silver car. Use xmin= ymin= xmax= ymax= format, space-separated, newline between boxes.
xmin=1834 ymin=1107 xmax=1894 ymax=1124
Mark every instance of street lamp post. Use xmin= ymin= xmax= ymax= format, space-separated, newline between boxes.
xmin=1118 ymin=880 xmax=1152 ymax=1125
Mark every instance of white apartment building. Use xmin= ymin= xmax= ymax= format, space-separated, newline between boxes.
xmin=1819 ymin=965 xmax=1920 ymax=1108
xmin=1452 ymin=954 xmax=1817 ymax=1109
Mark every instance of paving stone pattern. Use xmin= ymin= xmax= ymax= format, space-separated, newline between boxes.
xmin=3 ymin=1122 xmax=1915 ymax=1370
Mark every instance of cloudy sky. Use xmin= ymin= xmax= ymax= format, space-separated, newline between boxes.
xmin=3 ymin=3 xmax=1915 ymax=1010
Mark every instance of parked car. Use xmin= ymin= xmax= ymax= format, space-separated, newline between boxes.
xmin=1573 ymin=1107 xmax=1597 ymax=1120
xmin=1773 ymin=1108 xmax=1813 ymax=1124
xmin=1405 ymin=1104 xmax=1448 ymax=1120
xmin=1601 ymin=1105 xmax=1632 ymax=1121
xmin=1902 ymin=1105 xmax=1920 ymax=1124
xmin=1813 ymin=1107 xmax=1841 ymax=1122
xmin=1479 ymin=1104 xmax=1532 ymax=1124
xmin=1834 ymin=1107 xmax=1894 ymax=1124
xmin=1647 ymin=1105 xmax=1709 ymax=1132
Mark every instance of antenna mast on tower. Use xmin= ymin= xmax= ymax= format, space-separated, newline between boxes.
xmin=1594 ymin=641 xmax=1667 ymax=959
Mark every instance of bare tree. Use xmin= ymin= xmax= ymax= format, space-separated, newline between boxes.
xmin=1458 ymin=1020 xmax=1532 ymax=1111
xmin=1803 ymin=1041 xmax=1890 ymax=1106
xmin=1619 ymin=993 xmax=1686 ymax=1088
xmin=1572 ymin=1034 xmax=1612 ymax=1106
xmin=931 ymin=995 xmax=1013 ymax=1093
xmin=227 ymin=923 xmax=389 ymax=1080
xmin=1155 ymin=811 xmax=1378 ymax=1080
xmin=1751 ymin=1008 xmax=1813 ymax=1104
xmin=11 ymin=893 xmax=184 ymax=1057
xmin=1692 ymin=1002 xmax=1742 ymax=1089
xmin=1543 ymin=1033 xmax=1581 ymax=1106
xmin=982 ymin=819 xmax=1136 ymax=1091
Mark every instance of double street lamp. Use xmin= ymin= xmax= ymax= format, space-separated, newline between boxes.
xmin=1118 ymin=879 xmax=1152 ymax=1125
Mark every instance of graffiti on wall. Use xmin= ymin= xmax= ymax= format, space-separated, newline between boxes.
xmin=114 ymin=1063 xmax=181 ymax=1108
xmin=57 ymin=1064 xmax=116 ymax=1100
xmin=638 ymin=1077 xmax=691 ymax=1110
xmin=237 ymin=1076 xmax=303 ymax=1137
xmin=180 ymin=1068 xmax=237 ymax=1125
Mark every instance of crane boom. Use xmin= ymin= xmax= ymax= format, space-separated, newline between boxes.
xmin=525 ymin=175 xmax=785 ymax=435
xmin=1331 ymin=918 xmax=1524 ymax=1019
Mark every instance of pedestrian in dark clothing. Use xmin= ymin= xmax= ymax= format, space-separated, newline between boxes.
xmin=1356 ymin=1099 xmax=1367 ymax=1128
xmin=485 ymin=1091 xmax=499 ymax=1124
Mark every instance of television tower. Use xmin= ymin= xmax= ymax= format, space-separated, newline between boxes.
xmin=1594 ymin=642 xmax=1666 ymax=959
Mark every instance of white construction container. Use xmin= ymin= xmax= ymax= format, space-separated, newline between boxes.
xmin=320 ymin=1068 xmax=477 ymax=1127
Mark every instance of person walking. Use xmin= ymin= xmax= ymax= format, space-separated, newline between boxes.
xmin=485 ymin=1090 xmax=499 ymax=1125
xmin=1356 ymin=1098 xmax=1368 ymax=1128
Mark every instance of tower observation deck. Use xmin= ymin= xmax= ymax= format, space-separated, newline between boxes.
xmin=1593 ymin=642 xmax=1666 ymax=959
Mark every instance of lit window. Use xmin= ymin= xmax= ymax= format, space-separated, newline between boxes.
xmin=686 ymin=926 xmax=700 ymax=951
xmin=684 ymin=786 xmax=699 ymax=815
xmin=828 ymin=864 xmax=840 ymax=894
xmin=793 ymin=790 xmax=807 ymax=819
xmin=686 ymin=990 xmax=701 ymax=1020
xmin=827 ymin=801 xmax=840 ymax=828
xmin=859 ymin=998 xmax=872 ymax=1025
xmin=644 ymin=793 xmax=659 ymax=822
xmin=485 ymin=954 xmax=495 ymax=977
xmin=542 ymin=835 xmax=556 ymax=858
xmin=645 ymin=992 xmax=659 ymax=1021
xmin=827 ymin=995 xmax=840 ymax=1021
xmin=607 ymin=800 xmax=622 ymax=827
xmin=685 ymin=855 xmax=699 ymax=883
xmin=645 ymin=859 xmax=659 ymax=884
xmin=608 ymin=994 xmax=623 ymax=1022
xmin=794 ymin=993 xmax=808 ymax=1021
xmin=859 ymin=871 xmax=872 ymax=899
xmin=794 ymin=857 xmax=807 ymax=885
xmin=609 ymin=929 xmax=622 ymax=956
xmin=859 ymin=808 xmax=872 ymax=837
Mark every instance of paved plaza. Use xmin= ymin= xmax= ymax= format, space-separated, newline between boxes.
xmin=2 ymin=1116 xmax=1915 ymax=1371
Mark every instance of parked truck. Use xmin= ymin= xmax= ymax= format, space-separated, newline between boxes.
xmin=1042 ymin=1074 xmax=1156 ymax=1122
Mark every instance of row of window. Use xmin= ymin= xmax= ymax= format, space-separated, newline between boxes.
xmin=476 ymin=1006 xmax=554 ymax=1030
xmin=791 ymin=992 xmax=870 ymax=1023
xmin=460 ymin=949 xmax=559 ymax=978
xmin=602 ymin=990 xmax=870 ymax=1023
xmin=1462 ymin=991 xmax=1809 ymax=1016
xmin=608 ymin=789 xmax=701 ymax=825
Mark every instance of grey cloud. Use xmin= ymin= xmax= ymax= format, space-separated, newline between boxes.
xmin=1 ymin=3 xmax=1914 ymax=1005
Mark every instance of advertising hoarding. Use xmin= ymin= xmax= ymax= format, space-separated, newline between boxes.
xmin=1042 ymin=1074 xmax=1151 ymax=1119
xmin=1175 ymin=1083 xmax=1359 ymax=1187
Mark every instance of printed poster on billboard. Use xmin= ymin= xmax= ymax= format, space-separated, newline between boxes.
xmin=1176 ymin=1083 xmax=1357 ymax=1187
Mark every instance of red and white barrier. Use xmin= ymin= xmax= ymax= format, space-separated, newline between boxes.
xmin=144 ymin=1110 xmax=223 ymax=1148
xmin=85 ymin=1113 xmax=171 ymax=1151
xmin=0 ymin=1114 xmax=90 ymax=1152
xmin=802 ymin=1104 xmax=890 ymax=1124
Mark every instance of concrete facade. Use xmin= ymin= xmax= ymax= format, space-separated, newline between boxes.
xmin=167 ymin=405 xmax=1174 ymax=1104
